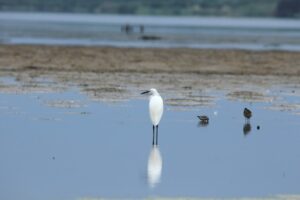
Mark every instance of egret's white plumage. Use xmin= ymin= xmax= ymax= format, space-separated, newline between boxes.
xmin=142 ymin=88 xmax=163 ymax=187
xmin=141 ymin=88 xmax=164 ymax=126
xmin=148 ymin=89 xmax=163 ymax=126
xmin=141 ymin=88 xmax=163 ymax=146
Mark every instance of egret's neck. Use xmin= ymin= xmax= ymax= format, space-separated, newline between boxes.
xmin=150 ymin=93 xmax=160 ymax=100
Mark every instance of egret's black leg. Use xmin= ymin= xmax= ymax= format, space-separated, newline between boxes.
xmin=156 ymin=125 xmax=158 ymax=145
xmin=152 ymin=125 xmax=155 ymax=146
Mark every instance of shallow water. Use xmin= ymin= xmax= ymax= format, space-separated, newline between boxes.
xmin=1 ymin=12 xmax=300 ymax=51
xmin=0 ymin=73 xmax=300 ymax=200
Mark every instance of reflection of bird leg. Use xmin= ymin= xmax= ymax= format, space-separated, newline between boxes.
xmin=152 ymin=125 xmax=155 ymax=146
xmin=243 ymin=122 xmax=251 ymax=136
xmin=156 ymin=125 xmax=158 ymax=145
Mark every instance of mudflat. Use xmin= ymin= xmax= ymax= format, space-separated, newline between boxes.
xmin=0 ymin=44 xmax=300 ymax=75
xmin=0 ymin=44 xmax=299 ymax=112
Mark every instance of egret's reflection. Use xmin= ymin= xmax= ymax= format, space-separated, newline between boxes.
xmin=147 ymin=131 xmax=163 ymax=188
xmin=147 ymin=145 xmax=162 ymax=188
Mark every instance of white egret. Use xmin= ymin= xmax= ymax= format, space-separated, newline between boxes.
xmin=141 ymin=88 xmax=164 ymax=145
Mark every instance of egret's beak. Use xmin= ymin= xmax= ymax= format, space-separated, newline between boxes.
xmin=141 ymin=90 xmax=150 ymax=95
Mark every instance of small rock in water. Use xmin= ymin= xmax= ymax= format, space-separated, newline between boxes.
xmin=257 ymin=125 xmax=260 ymax=130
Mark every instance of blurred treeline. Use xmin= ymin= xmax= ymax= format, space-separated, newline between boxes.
xmin=0 ymin=0 xmax=299 ymax=18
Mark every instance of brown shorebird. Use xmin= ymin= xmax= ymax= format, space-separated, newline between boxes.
xmin=198 ymin=115 xmax=209 ymax=122
xmin=243 ymin=108 xmax=252 ymax=121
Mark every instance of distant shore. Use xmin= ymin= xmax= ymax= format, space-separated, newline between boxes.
xmin=0 ymin=44 xmax=300 ymax=76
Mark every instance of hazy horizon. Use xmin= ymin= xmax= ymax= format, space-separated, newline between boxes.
xmin=0 ymin=0 xmax=299 ymax=18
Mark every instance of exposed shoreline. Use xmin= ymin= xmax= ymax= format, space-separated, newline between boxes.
xmin=0 ymin=44 xmax=300 ymax=76
xmin=0 ymin=44 xmax=299 ymax=113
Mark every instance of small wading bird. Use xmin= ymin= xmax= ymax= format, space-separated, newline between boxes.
xmin=198 ymin=115 xmax=209 ymax=123
xmin=141 ymin=88 xmax=164 ymax=145
xmin=244 ymin=107 xmax=252 ymax=122
xmin=197 ymin=115 xmax=209 ymax=127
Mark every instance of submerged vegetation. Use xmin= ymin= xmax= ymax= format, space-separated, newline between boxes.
xmin=0 ymin=0 xmax=299 ymax=18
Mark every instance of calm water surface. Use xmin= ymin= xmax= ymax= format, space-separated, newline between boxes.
xmin=1 ymin=12 xmax=300 ymax=51
xmin=0 ymin=76 xmax=300 ymax=200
